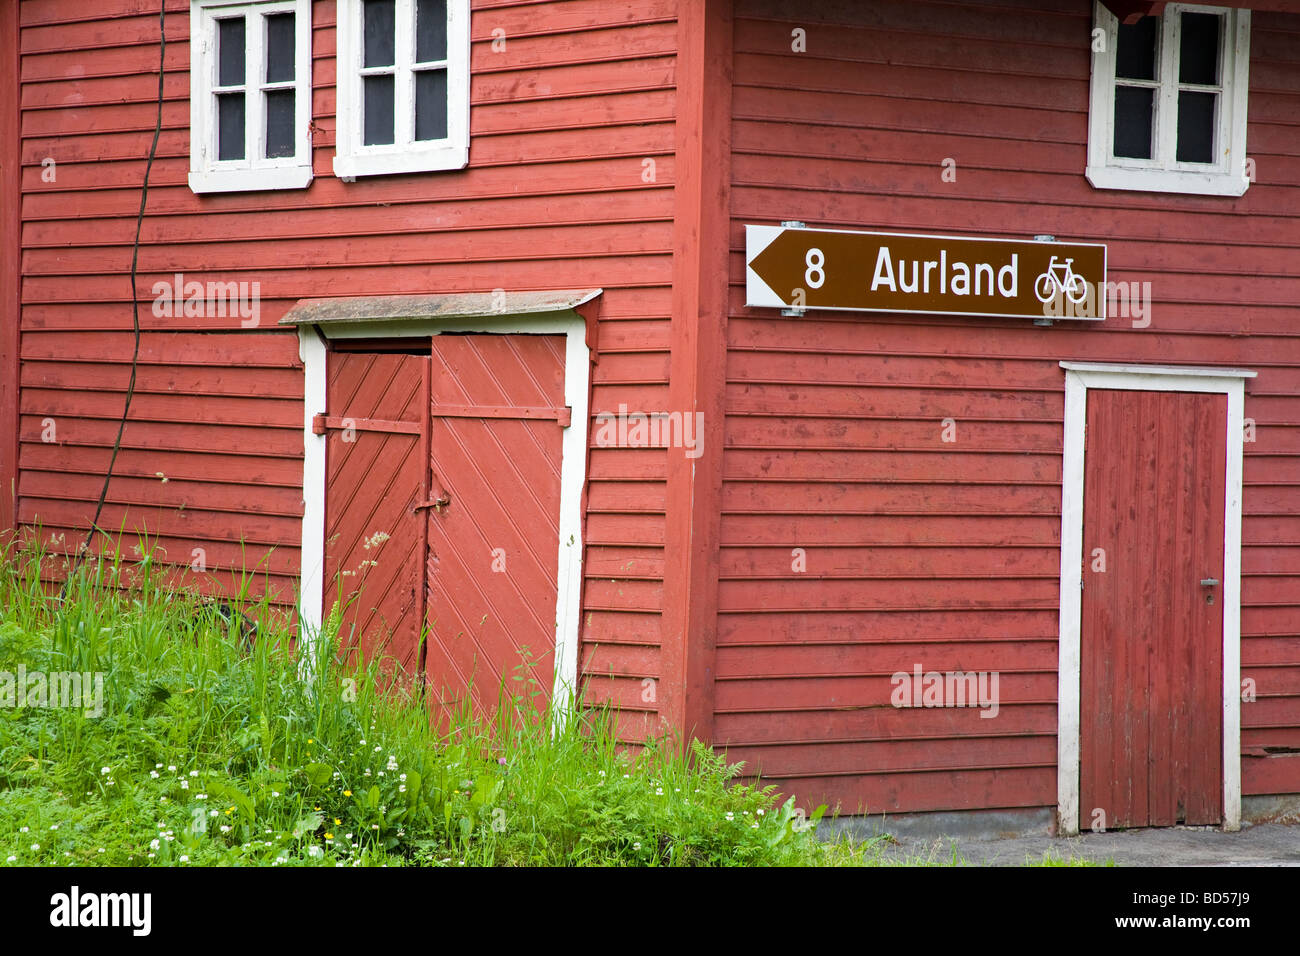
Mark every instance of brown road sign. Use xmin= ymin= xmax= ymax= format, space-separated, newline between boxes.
xmin=746 ymin=225 xmax=1108 ymax=321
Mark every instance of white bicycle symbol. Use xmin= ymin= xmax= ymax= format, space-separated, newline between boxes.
xmin=1034 ymin=256 xmax=1090 ymax=305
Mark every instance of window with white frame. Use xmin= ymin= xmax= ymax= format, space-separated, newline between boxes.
xmin=333 ymin=0 xmax=470 ymax=179
xmin=1087 ymin=2 xmax=1250 ymax=196
xmin=189 ymin=0 xmax=313 ymax=193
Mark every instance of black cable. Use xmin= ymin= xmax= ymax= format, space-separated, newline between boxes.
xmin=64 ymin=1 xmax=165 ymax=590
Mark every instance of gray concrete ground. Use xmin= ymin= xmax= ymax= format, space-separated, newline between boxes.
xmin=872 ymin=822 xmax=1300 ymax=866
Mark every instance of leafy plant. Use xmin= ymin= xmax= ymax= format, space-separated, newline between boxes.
xmin=0 ymin=532 xmax=860 ymax=867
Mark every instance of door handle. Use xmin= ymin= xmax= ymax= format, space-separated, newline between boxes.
xmin=1200 ymin=578 xmax=1219 ymax=587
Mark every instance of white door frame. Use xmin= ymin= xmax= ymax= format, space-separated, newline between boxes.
xmin=1056 ymin=361 xmax=1255 ymax=835
xmin=296 ymin=313 xmax=591 ymax=714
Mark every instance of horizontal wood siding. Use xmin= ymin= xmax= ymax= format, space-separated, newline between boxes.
xmin=17 ymin=0 xmax=677 ymax=728
xmin=723 ymin=0 xmax=1300 ymax=814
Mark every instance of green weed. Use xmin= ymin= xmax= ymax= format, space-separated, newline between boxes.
xmin=0 ymin=533 xmax=852 ymax=867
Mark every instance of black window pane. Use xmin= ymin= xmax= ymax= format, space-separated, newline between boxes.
xmin=1113 ymin=85 xmax=1154 ymax=159
xmin=218 ymin=17 xmax=246 ymax=87
xmin=363 ymin=0 xmax=395 ymax=68
xmin=416 ymin=0 xmax=447 ymax=62
xmin=363 ymin=74 xmax=395 ymax=144
xmin=217 ymin=92 xmax=246 ymax=160
xmin=265 ymin=12 xmax=296 ymax=84
xmin=1180 ymin=13 xmax=1221 ymax=85
xmin=1177 ymin=91 xmax=1216 ymax=163
xmin=1116 ymin=17 xmax=1157 ymax=81
xmin=415 ymin=69 xmax=448 ymax=140
xmin=265 ymin=89 xmax=295 ymax=158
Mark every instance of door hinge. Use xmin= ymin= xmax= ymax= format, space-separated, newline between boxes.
xmin=312 ymin=413 xmax=421 ymax=436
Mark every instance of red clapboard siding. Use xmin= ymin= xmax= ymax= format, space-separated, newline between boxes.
xmin=722 ymin=0 xmax=1300 ymax=814
xmin=747 ymin=768 xmax=1057 ymax=817
xmin=716 ymin=703 xmax=1059 ymax=745
xmin=16 ymin=0 xmax=680 ymax=715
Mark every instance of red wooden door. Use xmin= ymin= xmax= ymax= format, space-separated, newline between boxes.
xmin=423 ymin=334 xmax=568 ymax=716
xmin=1080 ymin=388 xmax=1226 ymax=828
xmin=322 ymin=352 xmax=428 ymax=674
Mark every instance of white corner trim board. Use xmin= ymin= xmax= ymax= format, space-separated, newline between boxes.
xmin=1056 ymin=362 xmax=1255 ymax=836
xmin=295 ymin=312 xmax=591 ymax=719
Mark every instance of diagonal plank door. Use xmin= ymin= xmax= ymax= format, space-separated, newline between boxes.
xmin=424 ymin=334 xmax=567 ymax=716
xmin=323 ymin=351 xmax=427 ymax=675
xmin=1080 ymin=388 xmax=1226 ymax=828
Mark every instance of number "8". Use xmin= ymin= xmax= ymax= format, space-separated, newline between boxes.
xmin=804 ymin=248 xmax=825 ymax=289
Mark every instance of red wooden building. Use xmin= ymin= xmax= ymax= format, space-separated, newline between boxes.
xmin=2 ymin=0 xmax=1299 ymax=834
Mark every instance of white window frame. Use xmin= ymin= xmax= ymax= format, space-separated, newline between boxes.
xmin=1087 ymin=2 xmax=1250 ymax=197
xmin=333 ymin=0 xmax=470 ymax=179
xmin=189 ymin=0 xmax=313 ymax=193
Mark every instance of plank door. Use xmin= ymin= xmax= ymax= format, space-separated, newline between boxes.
xmin=1080 ymin=388 xmax=1226 ymax=828
xmin=423 ymin=334 xmax=568 ymax=717
xmin=322 ymin=352 xmax=428 ymax=675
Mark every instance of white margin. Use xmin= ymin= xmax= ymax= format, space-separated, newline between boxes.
xmin=1057 ymin=361 xmax=1254 ymax=835
xmin=295 ymin=312 xmax=590 ymax=718
xmin=744 ymin=224 xmax=783 ymax=307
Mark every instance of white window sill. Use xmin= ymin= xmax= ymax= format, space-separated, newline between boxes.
xmin=333 ymin=145 xmax=468 ymax=179
xmin=1086 ymin=164 xmax=1249 ymax=197
xmin=189 ymin=164 xmax=314 ymax=195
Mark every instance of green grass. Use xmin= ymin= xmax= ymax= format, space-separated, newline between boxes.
xmin=1025 ymin=851 xmax=1112 ymax=866
xmin=848 ymin=835 xmax=1111 ymax=867
xmin=0 ymin=533 xmax=896 ymax=867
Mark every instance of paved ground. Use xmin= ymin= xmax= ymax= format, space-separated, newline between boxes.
xmin=874 ymin=822 xmax=1300 ymax=866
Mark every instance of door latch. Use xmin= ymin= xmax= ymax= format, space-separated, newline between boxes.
xmin=414 ymin=493 xmax=451 ymax=513
xmin=1201 ymin=578 xmax=1219 ymax=605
